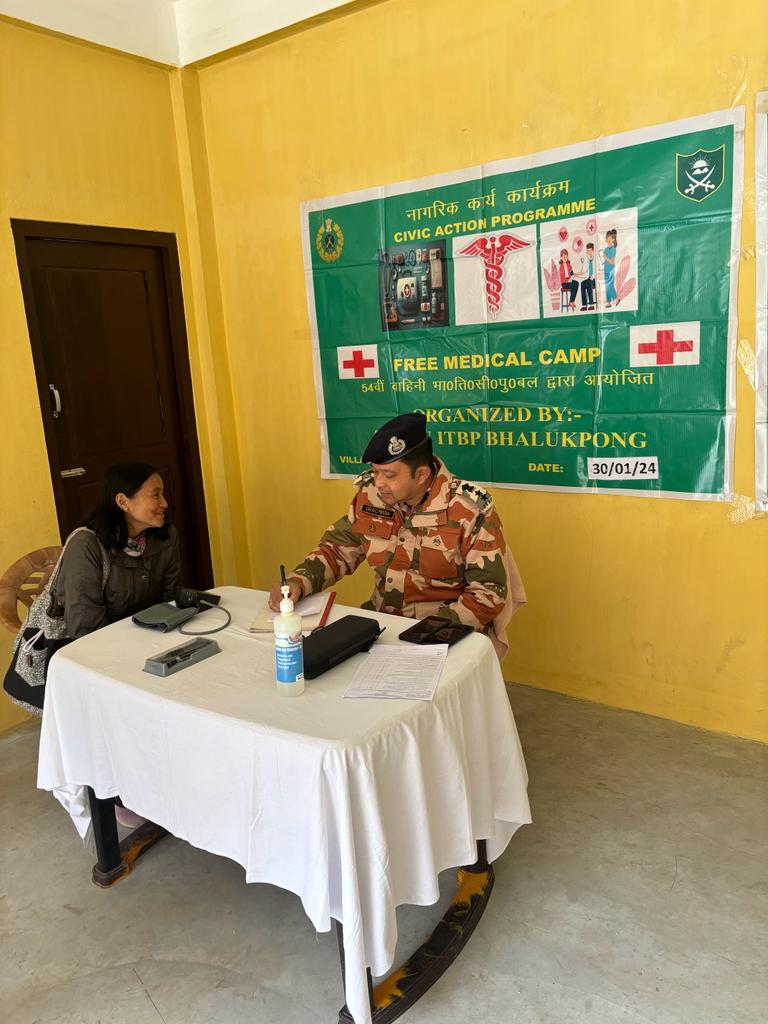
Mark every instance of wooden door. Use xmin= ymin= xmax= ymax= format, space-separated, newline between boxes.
xmin=13 ymin=221 xmax=213 ymax=589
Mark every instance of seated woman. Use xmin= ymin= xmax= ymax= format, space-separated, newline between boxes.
xmin=58 ymin=462 xmax=180 ymax=828
xmin=55 ymin=461 xmax=180 ymax=641
xmin=9 ymin=462 xmax=180 ymax=827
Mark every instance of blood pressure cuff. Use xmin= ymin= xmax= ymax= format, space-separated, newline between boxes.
xmin=132 ymin=603 xmax=198 ymax=632
xmin=303 ymin=615 xmax=381 ymax=679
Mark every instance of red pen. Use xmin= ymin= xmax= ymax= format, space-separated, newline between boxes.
xmin=316 ymin=591 xmax=336 ymax=630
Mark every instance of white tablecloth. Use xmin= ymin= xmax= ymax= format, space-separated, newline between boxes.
xmin=38 ymin=587 xmax=531 ymax=1024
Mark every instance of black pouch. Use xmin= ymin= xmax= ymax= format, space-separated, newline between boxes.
xmin=303 ymin=615 xmax=382 ymax=679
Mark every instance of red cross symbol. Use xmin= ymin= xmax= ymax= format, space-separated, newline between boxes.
xmin=638 ymin=328 xmax=694 ymax=365
xmin=342 ymin=349 xmax=376 ymax=378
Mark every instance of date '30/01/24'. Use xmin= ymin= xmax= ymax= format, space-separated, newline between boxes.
xmin=587 ymin=457 xmax=659 ymax=480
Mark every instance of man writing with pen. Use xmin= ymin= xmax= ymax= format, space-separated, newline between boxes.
xmin=269 ymin=413 xmax=526 ymax=660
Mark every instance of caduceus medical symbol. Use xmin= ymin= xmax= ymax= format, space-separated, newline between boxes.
xmin=457 ymin=233 xmax=532 ymax=319
xmin=684 ymin=158 xmax=716 ymax=196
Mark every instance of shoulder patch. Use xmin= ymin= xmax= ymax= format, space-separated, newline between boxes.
xmin=457 ymin=480 xmax=493 ymax=510
xmin=354 ymin=469 xmax=375 ymax=489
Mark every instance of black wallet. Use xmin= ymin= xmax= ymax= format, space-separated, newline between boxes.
xmin=398 ymin=615 xmax=473 ymax=646
xmin=302 ymin=615 xmax=382 ymax=679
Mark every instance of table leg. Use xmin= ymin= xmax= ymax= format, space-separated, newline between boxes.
xmin=337 ymin=839 xmax=494 ymax=1024
xmin=87 ymin=788 xmax=128 ymax=887
xmin=87 ymin=788 xmax=169 ymax=889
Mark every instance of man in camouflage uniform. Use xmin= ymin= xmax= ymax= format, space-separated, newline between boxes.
xmin=269 ymin=413 xmax=525 ymax=659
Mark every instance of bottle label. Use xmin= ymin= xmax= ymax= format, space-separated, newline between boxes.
xmin=275 ymin=633 xmax=304 ymax=683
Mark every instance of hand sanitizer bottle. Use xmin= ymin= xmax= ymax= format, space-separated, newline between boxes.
xmin=274 ymin=585 xmax=304 ymax=696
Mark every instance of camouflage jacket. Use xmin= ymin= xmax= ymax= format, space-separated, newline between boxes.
xmin=291 ymin=458 xmax=526 ymax=658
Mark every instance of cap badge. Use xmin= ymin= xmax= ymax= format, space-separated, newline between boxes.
xmin=387 ymin=436 xmax=406 ymax=456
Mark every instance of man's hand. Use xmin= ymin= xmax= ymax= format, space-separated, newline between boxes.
xmin=268 ymin=577 xmax=304 ymax=611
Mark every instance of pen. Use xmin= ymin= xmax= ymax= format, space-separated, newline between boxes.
xmin=166 ymin=653 xmax=191 ymax=668
xmin=317 ymin=591 xmax=336 ymax=630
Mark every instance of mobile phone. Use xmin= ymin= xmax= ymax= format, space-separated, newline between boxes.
xmin=399 ymin=616 xmax=473 ymax=647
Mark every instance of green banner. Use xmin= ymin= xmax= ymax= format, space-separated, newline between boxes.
xmin=301 ymin=110 xmax=743 ymax=498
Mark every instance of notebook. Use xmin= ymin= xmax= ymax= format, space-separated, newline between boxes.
xmin=249 ymin=592 xmax=334 ymax=632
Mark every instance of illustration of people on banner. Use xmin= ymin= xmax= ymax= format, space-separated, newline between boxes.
xmin=539 ymin=209 xmax=639 ymax=318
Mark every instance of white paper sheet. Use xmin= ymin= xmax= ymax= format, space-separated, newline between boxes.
xmin=344 ymin=643 xmax=448 ymax=701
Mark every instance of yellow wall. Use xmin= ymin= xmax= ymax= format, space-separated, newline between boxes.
xmin=2 ymin=2 xmax=767 ymax=742
xmin=0 ymin=21 xmax=243 ymax=730
xmin=194 ymin=0 xmax=768 ymax=741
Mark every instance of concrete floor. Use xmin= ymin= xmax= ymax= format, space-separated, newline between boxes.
xmin=1 ymin=684 xmax=765 ymax=1024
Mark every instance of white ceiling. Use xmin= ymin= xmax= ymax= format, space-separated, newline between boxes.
xmin=0 ymin=0 xmax=357 ymax=65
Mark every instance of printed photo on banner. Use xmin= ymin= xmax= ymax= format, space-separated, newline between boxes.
xmin=539 ymin=208 xmax=639 ymax=318
xmin=451 ymin=226 xmax=539 ymax=325
xmin=378 ymin=241 xmax=449 ymax=330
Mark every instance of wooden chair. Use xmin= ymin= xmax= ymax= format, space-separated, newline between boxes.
xmin=0 ymin=547 xmax=62 ymax=635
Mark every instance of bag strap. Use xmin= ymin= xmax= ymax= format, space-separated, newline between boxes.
xmin=97 ymin=536 xmax=110 ymax=588
xmin=47 ymin=527 xmax=110 ymax=597
xmin=13 ymin=527 xmax=93 ymax=646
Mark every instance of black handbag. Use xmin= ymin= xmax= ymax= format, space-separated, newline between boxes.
xmin=3 ymin=634 xmax=74 ymax=713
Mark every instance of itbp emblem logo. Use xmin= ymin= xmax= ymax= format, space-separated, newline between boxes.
xmin=316 ymin=217 xmax=344 ymax=262
xmin=675 ymin=146 xmax=725 ymax=202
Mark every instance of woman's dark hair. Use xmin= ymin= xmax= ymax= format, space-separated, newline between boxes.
xmin=85 ymin=462 xmax=168 ymax=550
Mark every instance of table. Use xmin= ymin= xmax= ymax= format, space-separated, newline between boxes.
xmin=38 ymin=587 xmax=531 ymax=1024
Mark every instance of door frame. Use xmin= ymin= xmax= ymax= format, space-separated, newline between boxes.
xmin=11 ymin=219 xmax=213 ymax=587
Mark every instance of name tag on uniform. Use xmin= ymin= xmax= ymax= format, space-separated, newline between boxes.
xmin=361 ymin=504 xmax=394 ymax=520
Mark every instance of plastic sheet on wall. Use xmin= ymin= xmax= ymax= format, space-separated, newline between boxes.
xmin=756 ymin=92 xmax=768 ymax=509
xmin=301 ymin=109 xmax=744 ymax=500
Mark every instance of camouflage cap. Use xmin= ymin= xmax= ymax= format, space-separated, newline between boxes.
xmin=362 ymin=412 xmax=429 ymax=464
